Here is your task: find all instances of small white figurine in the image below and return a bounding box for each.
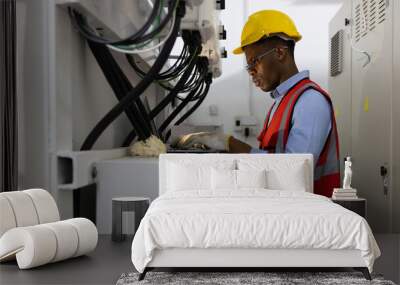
[343,156,353,189]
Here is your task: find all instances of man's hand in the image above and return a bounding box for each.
[173,132,254,153]
[172,132,231,151]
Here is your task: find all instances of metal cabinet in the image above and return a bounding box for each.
[329,0,397,232]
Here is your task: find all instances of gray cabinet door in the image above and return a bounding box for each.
[350,0,393,232]
[392,0,400,233]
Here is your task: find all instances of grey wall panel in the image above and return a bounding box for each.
[16,1,26,188]
[328,1,353,182]
[16,0,50,191]
[392,0,400,233]
[350,0,393,233]
[330,0,398,233]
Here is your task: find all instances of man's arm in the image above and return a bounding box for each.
[285,89,332,162]
[228,89,331,156]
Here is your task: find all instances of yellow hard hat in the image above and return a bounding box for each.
[233,10,302,55]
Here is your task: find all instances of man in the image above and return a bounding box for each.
[175,10,340,197]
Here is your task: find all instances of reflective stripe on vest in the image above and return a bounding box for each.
[315,123,340,180]
[258,78,313,151]
[257,78,340,196]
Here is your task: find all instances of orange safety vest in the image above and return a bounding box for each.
[257,78,340,197]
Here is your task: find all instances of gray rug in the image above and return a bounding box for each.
[116,271,397,285]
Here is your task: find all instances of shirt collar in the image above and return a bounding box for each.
[270,70,310,99]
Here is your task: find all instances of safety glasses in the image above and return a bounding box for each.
[245,46,288,72]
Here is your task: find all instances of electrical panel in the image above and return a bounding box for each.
[329,0,395,233]
[180,0,223,77]
[57,0,224,77]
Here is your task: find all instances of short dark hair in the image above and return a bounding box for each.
[254,36,295,58]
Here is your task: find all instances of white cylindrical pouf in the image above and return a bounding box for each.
[0,226,57,269]
[1,192,39,227]
[0,196,16,237]
[42,221,79,262]
[64,218,98,257]
[23,189,60,223]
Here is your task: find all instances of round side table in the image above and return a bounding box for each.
[112,197,150,242]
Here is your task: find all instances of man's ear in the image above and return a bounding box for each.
[274,47,287,62]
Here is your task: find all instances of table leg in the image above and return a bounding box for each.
[112,201,124,242]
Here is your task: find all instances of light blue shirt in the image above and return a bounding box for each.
[251,71,332,163]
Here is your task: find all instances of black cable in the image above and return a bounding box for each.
[108,50,154,137]
[147,31,203,119]
[164,129,173,142]
[174,72,212,125]
[123,60,202,146]
[152,41,190,77]
[122,129,137,147]
[68,0,162,46]
[80,3,184,151]
[135,97,156,136]
[157,45,189,78]
[129,0,179,44]
[178,52,209,95]
[126,30,202,89]
[122,34,201,146]
[86,41,150,140]
[100,42,152,138]
[148,49,200,120]
[158,67,206,134]
[163,31,203,92]
[127,40,190,82]
[164,73,212,142]
[153,48,189,80]
[174,57,207,101]
[70,0,179,46]
[178,69,207,101]
[155,56,207,140]
[178,62,202,92]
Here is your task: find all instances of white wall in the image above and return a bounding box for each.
[186,0,253,143]
[188,0,342,147]
[16,0,50,190]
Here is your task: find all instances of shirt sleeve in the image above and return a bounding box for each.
[250,147,268,154]
[285,89,332,164]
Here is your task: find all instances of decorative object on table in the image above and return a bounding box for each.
[343,156,353,189]
[332,188,358,199]
[0,189,98,269]
[112,197,150,242]
[332,156,358,200]
[332,198,366,218]
[116,271,394,285]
